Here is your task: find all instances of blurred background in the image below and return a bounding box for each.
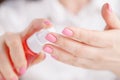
[0,0,120,80]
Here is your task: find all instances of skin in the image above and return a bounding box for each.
[44,3,120,76]
[0,0,89,79]
[59,0,90,14]
[0,19,51,80]
[0,0,119,80]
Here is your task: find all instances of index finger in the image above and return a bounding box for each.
[62,27,109,47]
[20,19,52,39]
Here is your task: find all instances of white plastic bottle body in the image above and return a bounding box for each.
[27,27,56,53]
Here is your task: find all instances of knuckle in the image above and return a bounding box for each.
[31,18,47,30]
[32,19,41,24]
[31,18,47,25]
[75,46,85,57]
[4,32,13,36]
[87,35,97,44]
[32,18,45,23]
[77,29,88,40]
[82,31,97,44]
[90,36,98,42]
[77,31,84,40]
[10,38,20,47]
[4,32,14,39]
[5,33,20,45]
[56,35,66,46]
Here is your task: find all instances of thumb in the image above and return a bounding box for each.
[102,3,120,29]
[20,19,52,39]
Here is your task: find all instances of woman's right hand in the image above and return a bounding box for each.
[0,19,51,80]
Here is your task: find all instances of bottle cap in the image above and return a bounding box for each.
[27,27,56,53]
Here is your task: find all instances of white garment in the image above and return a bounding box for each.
[0,0,119,80]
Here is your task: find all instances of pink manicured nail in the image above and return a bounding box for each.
[45,34,57,43]
[43,46,53,53]
[62,28,73,36]
[44,20,51,25]
[19,67,26,75]
[106,3,112,12]
[51,55,58,60]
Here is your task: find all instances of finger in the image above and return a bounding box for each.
[43,44,76,65]
[61,27,110,47]
[43,44,97,69]
[5,33,27,75]
[0,47,18,80]
[30,53,46,66]
[45,33,100,59]
[20,19,52,39]
[102,3,120,29]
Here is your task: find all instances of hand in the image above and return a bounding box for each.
[43,3,120,76]
[0,19,50,80]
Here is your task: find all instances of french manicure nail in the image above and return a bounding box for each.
[106,3,112,12]
[62,28,73,36]
[44,20,51,25]
[43,46,53,53]
[45,34,57,43]
[19,67,26,75]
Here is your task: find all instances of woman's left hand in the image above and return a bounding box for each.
[43,3,120,76]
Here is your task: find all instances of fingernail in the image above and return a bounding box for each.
[11,77,18,80]
[62,28,73,36]
[43,46,53,53]
[45,34,57,43]
[106,3,112,12]
[19,67,26,75]
[44,20,51,25]
[51,55,58,60]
